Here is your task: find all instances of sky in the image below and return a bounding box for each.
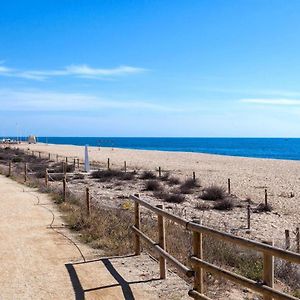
[1,0,300,137]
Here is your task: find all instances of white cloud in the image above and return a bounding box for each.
[240,98,300,106]
[0,88,182,112]
[0,63,146,80]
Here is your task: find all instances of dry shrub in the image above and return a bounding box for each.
[121,172,135,180]
[160,172,170,181]
[153,191,169,199]
[12,156,23,163]
[35,170,47,178]
[52,163,75,173]
[195,202,211,211]
[91,169,122,180]
[201,185,226,201]
[62,203,134,255]
[275,260,300,290]
[29,163,48,172]
[91,169,135,182]
[144,180,163,191]
[167,176,181,185]
[179,178,200,194]
[48,173,64,181]
[164,193,185,203]
[213,198,234,211]
[253,203,272,213]
[73,173,85,180]
[140,171,156,180]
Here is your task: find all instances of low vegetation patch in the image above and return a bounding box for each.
[140,171,156,180]
[201,185,226,201]
[213,198,234,211]
[160,172,170,181]
[195,202,211,211]
[91,169,133,182]
[164,193,185,203]
[144,180,163,191]
[253,202,272,213]
[12,156,23,163]
[48,173,65,181]
[167,176,181,185]
[153,191,169,199]
[179,178,200,194]
[72,173,85,180]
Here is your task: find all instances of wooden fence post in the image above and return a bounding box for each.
[192,219,204,294]
[158,166,161,177]
[124,161,127,173]
[77,158,80,169]
[63,177,66,202]
[107,158,110,170]
[157,204,166,279]
[8,161,11,177]
[32,151,34,156]
[24,163,28,182]
[134,194,141,255]
[56,154,58,162]
[247,204,251,230]
[296,227,300,253]
[73,158,76,169]
[45,168,48,187]
[38,152,41,159]
[265,189,268,206]
[65,157,68,164]
[263,240,274,300]
[228,178,231,194]
[193,172,196,182]
[86,187,90,216]
[48,153,51,161]
[285,230,290,250]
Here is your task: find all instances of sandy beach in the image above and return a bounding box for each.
[18,142,300,247]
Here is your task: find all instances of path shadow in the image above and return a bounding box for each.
[65,255,160,300]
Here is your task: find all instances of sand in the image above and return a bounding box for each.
[18,142,300,247]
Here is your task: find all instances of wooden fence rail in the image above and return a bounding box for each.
[130,194,300,300]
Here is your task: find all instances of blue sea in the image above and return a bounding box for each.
[25,137,300,161]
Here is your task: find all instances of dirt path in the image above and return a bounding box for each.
[0,175,190,299]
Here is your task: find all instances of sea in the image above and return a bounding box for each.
[19,137,300,161]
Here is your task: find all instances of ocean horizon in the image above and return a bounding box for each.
[6,137,300,161]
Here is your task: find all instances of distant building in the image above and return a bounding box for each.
[28,135,37,144]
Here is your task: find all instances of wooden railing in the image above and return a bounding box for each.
[130,194,300,300]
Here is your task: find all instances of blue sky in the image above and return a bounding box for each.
[1,0,300,137]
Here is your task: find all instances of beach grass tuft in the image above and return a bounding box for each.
[144,180,163,191]
[201,185,226,201]
[140,170,156,180]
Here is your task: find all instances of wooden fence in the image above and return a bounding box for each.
[130,194,300,300]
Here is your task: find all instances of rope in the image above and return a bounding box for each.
[26,166,35,173]
[47,172,57,182]
[22,188,86,262]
